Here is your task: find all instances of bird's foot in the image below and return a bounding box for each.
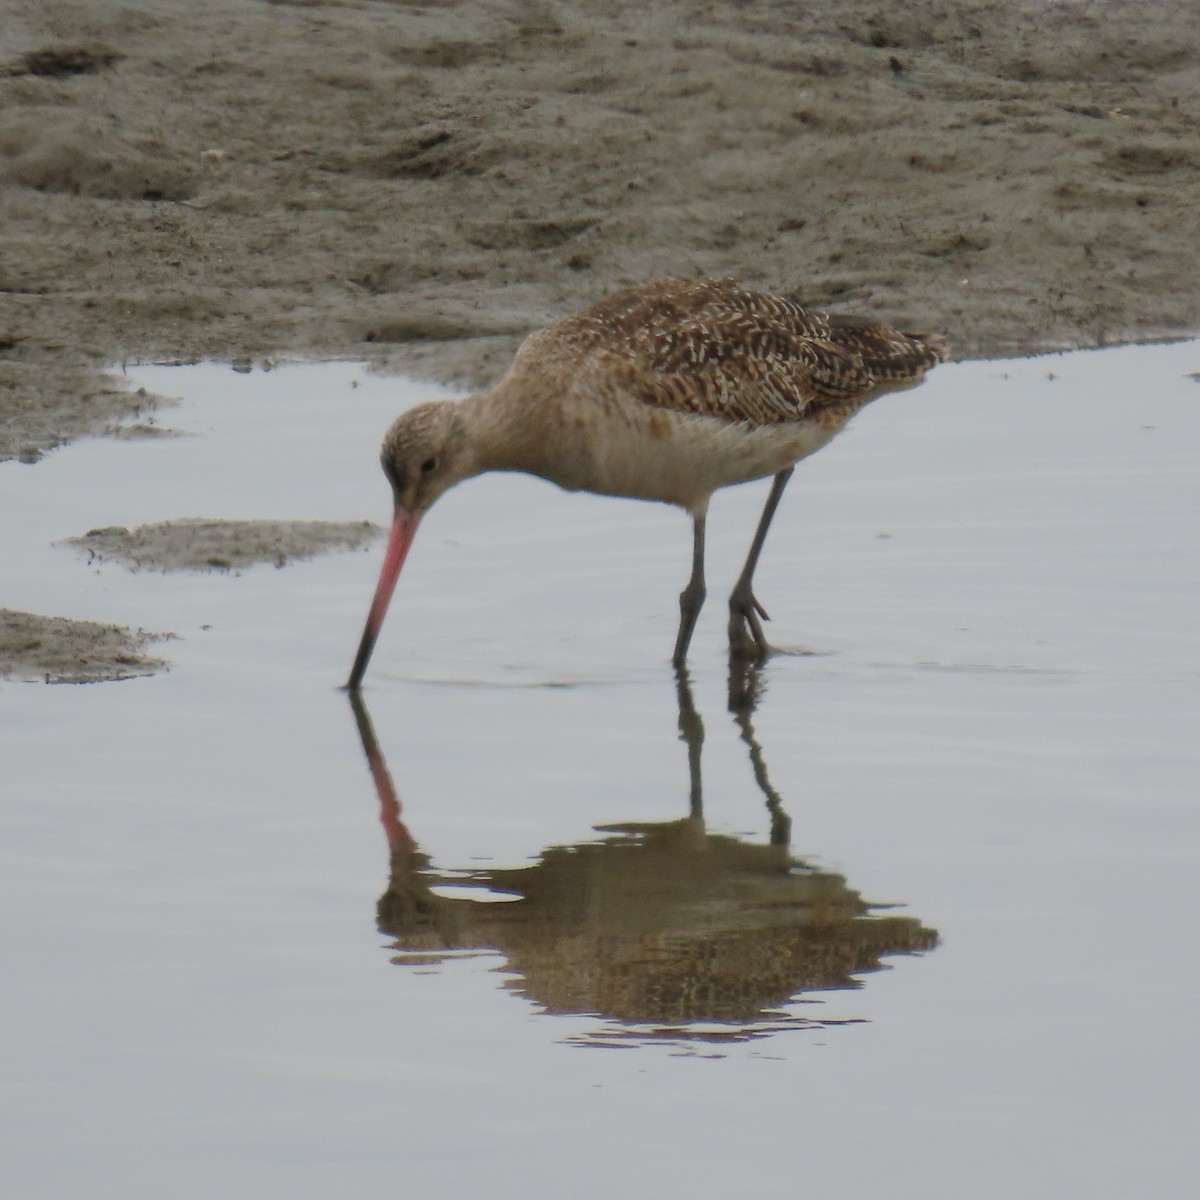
[672,576,708,667]
[728,591,771,662]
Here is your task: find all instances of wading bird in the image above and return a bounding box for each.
[346,277,944,688]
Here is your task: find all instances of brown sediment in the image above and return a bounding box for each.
[64,518,383,574]
[2,0,1198,466]
[0,608,167,684]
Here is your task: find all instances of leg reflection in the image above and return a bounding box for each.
[675,662,791,847]
[727,661,791,847]
[674,666,705,821]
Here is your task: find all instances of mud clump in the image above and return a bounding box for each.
[0,609,166,684]
[11,45,122,78]
[65,518,383,573]
[0,110,196,201]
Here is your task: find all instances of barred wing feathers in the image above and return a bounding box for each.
[530,277,946,429]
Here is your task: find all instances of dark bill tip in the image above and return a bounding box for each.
[344,506,421,690]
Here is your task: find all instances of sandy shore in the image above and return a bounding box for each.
[2,0,1198,677]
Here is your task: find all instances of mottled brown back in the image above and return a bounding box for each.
[516,277,946,428]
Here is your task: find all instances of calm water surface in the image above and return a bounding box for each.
[2,346,1198,1197]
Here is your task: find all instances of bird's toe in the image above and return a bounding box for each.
[728,594,771,662]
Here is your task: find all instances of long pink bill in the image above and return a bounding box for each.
[344,506,421,691]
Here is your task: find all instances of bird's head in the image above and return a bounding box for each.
[345,400,478,691]
[379,400,475,516]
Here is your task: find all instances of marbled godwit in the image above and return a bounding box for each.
[346,277,944,688]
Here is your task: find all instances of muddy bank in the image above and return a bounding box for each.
[2,0,1198,464]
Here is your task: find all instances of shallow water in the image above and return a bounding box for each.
[3,344,1199,1198]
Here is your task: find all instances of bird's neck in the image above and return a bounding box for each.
[456,384,568,482]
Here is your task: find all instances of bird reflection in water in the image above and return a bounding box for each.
[348,669,937,1050]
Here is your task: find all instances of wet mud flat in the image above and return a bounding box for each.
[2,0,1199,465]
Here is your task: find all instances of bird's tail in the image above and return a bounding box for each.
[824,313,948,383]
[905,329,949,367]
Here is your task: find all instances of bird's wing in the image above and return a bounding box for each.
[555,278,945,428]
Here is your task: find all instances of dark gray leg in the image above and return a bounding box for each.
[729,467,794,660]
[673,512,707,667]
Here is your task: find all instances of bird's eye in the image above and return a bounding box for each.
[420,457,437,474]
